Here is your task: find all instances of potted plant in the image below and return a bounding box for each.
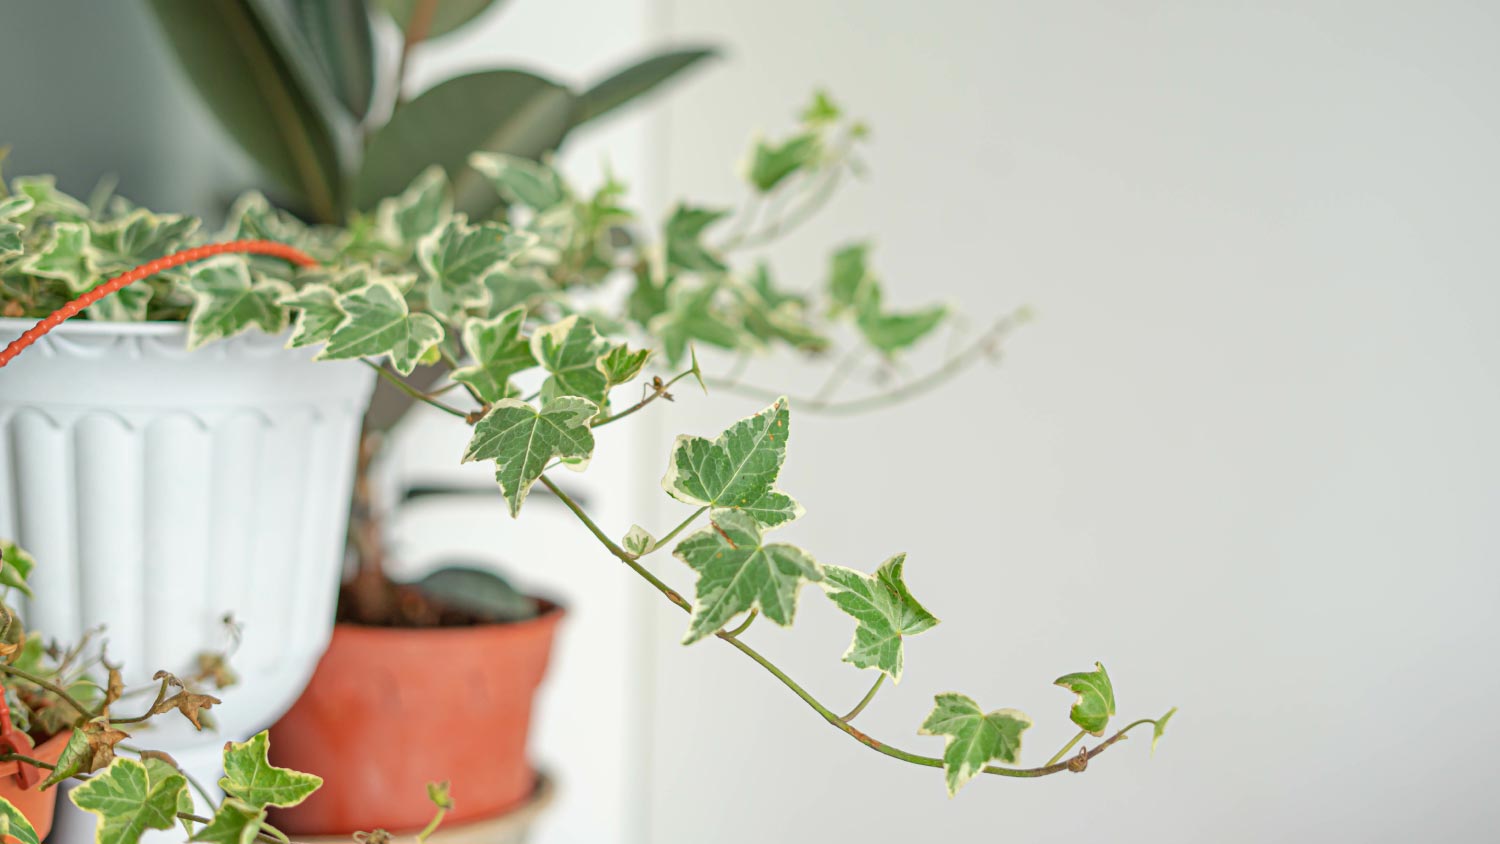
[4,86,1175,838]
[0,536,448,844]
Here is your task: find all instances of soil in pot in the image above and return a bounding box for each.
[268,566,563,836]
[0,729,72,843]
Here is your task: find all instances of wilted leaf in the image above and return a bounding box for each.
[151,691,222,731]
[821,554,939,682]
[919,693,1032,796]
[462,397,597,517]
[44,722,131,788]
[220,731,322,809]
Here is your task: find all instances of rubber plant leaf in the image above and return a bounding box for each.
[672,509,823,644]
[919,693,1033,796]
[219,731,322,809]
[69,758,187,844]
[250,0,376,119]
[144,0,346,222]
[356,69,576,218]
[376,0,507,40]
[821,554,940,682]
[573,46,719,126]
[462,396,598,517]
[661,397,802,527]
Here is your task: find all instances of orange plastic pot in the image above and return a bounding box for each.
[268,602,563,835]
[0,730,71,843]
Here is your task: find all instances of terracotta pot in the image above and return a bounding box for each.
[297,774,555,844]
[0,730,72,843]
[267,602,564,835]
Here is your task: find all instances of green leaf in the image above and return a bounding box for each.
[468,152,567,210]
[855,285,947,354]
[219,731,322,809]
[574,47,718,126]
[417,218,526,320]
[141,758,196,837]
[317,278,445,375]
[185,257,293,351]
[597,343,650,388]
[1152,706,1177,755]
[530,315,612,408]
[748,132,821,192]
[89,209,199,273]
[482,268,549,317]
[735,264,829,353]
[218,191,313,248]
[451,306,535,403]
[356,70,576,218]
[622,525,654,556]
[11,176,87,223]
[664,205,728,273]
[69,758,186,844]
[800,89,842,126]
[280,283,344,349]
[1054,662,1116,736]
[188,799,265,844]
[827,242,873,315]
[0,795,39,844]
[144,0,345,221]
[673,509,823,644]
[661,397,801,527]
[919,693,1033,796]
[649,280,746,366]
[24,222,96,293]
[376,0,505,40]
[821,554,939,682]
[462,397,598,517]
[375,165,453,248]
[0,540,35,598]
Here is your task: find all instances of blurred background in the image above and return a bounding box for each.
[5,1,1499,842]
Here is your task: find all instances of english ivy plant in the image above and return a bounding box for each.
[0,541,446,844]
[0,91,1174,798]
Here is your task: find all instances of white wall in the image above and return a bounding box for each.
[634,1,1500,842]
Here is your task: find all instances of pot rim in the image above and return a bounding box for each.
[331,597,566,641]
[0,728,72,785]
[0,316,187,338]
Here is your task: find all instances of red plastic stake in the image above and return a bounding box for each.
[0,700,39,789]
[0,239,319,369]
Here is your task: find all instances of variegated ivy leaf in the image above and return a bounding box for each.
[665,205,728,273]
[219,191,310,247]
[737,264,829,353]
[24,222,96,293]
[11,175,88,222]
[482,267,549,316]
[69,758,186,844]
[185,257,292,351]
[1152,706,1177,755]
[219,731,322,809]
[0,195,33,258]
[0,540,35,597]
[463,396,598,517]
[451,306,536,403]
[855,284,947,354]
[821,554,939,682]
[598,343,650,388]
[142,757,196,837]
[418,217,531,321]
[90,209,199,272]
[470,152,568,210]
[531,315,613,408]
[318,279,445,375]
[0,795,39,844]
[187,798,265,844]
[673,509,823,644]
[280,284,344,349]
[827,242,872,314]
[662,397,802,527]
[747,131,821,192]
[622,525,654,556]
[919,693,1033,797]
[376,165,453,249]
[650,279,747,366]
[1054,662,1116,736]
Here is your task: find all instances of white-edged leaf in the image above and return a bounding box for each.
[317,278,445,375]
[919,693,1032,797]
[821,554,938,682]
[451,305,536,403]
[185,256,292,350]
[661,397,800,526]
[462,397,597,516]
[672,509,822,644]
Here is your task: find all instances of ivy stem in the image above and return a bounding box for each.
[721,610,758,638]
[707,308,1029,415]
[179,814,283,844]
[0,752,54,770]
[536,474,1161,781]
[363,360,468,419]
[415,806,448,843]
[594,368,699,428]
[644,507,708,556]
[1045,729,1088,767]
[0,663,94,719]
[839,674,884,722]
[110,677,172,725]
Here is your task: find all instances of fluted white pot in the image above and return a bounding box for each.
[0,318,373,785]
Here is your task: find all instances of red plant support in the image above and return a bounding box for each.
[0,239,319,369]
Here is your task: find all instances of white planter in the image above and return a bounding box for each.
[0,318,373,775]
